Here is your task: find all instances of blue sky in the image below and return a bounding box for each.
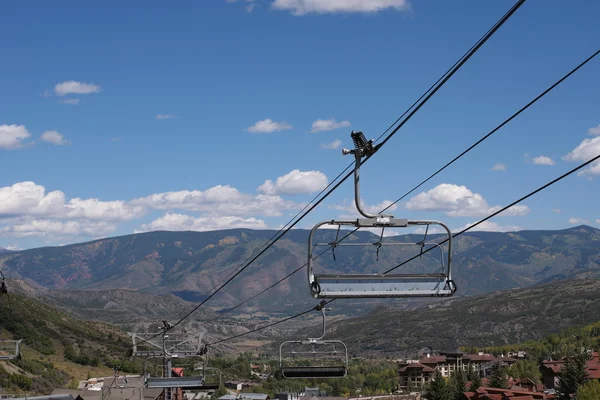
[0,0,599,250]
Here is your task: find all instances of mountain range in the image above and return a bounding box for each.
[1,225,599,316]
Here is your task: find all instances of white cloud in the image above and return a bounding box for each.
[552,208,562,214]
[156,114,176,120]
[0,218,116,238]
[532,155,555,166]
[406,183,530,218]
[65,198,144,221]
[562,136,600,176]
[492,163,506,171]
[272,0,410,15]
[455,221,522,233]
[596,219,600,225]
[0,181,143,221]
[131,185,301,217]
[587,124,600,136]
[310,119,351,133]
[41,130,69,146]
[0,124,32,150]
[568,217,589,225]
[54,81,100,96]
[110,137,121,142]
[258,169,328,196]
[59,98,80,105]
[136,213,267,233]
[247,118,292,133]
[320,139,342,150]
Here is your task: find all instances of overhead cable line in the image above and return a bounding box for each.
[379,48,600,214]
[207,300,335,346]
[106,0,527,379]
[164,0,526,331]
[175,163,354,320]
[205,151,600,346]
[201,39,599,325]
[383,151,600,274]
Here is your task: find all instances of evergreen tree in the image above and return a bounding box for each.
[423,369,450,400]
[489,362,507,389]
[557,351,590,400]
[468,374,482,392]
[449,369,466,400]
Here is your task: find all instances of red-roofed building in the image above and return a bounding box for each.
[541,351,600,389]
[397,362,436,387]
[398,349,518,388]
[463,386,557,399]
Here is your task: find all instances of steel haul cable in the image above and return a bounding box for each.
[201,47,600,325]
[165,0,527,332]
[105,0,526,380]
[206,151,600,345]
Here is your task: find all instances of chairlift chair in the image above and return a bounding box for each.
[279,303,348,379]
[191,348,222,390]
[307,131,457,299]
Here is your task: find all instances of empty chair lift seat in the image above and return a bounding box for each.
[281,365,347,378]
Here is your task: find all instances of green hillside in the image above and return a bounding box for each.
[0,290,139,395]
[289,279,600,357]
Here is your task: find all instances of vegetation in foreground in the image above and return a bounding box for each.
[0,292,144,394]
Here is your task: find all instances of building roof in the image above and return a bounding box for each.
[398,362,435,373]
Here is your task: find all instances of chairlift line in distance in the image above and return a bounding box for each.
[307,131,457,299]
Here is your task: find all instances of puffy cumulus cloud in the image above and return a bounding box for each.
[597,219,600,225]
[136,213,267,233]
[247,118,292,133]
[492,163,507,171]
[0,182,66,217]
[0,124,32,150]
[156,114,176,120]
[0,218,116,238]
[272,0,410,15]
[588,124,600,136]
[533,155,555,166]
[258,169,328,196]
[406,183,530,217]
[41,130,69,146]
[131,185,301,217]
[0,181,143,221]
[65,198,145,221]
[552,208,562,214]
[562,136,600,176]
[454,221,522,233]
[320,139,342,150]
[568,217,589,225]
[54,81,100,96]
[311,119,351,133]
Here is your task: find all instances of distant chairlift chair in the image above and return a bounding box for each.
[144,344,222,391]
[279,302,348,379]
[307,131,457,299]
